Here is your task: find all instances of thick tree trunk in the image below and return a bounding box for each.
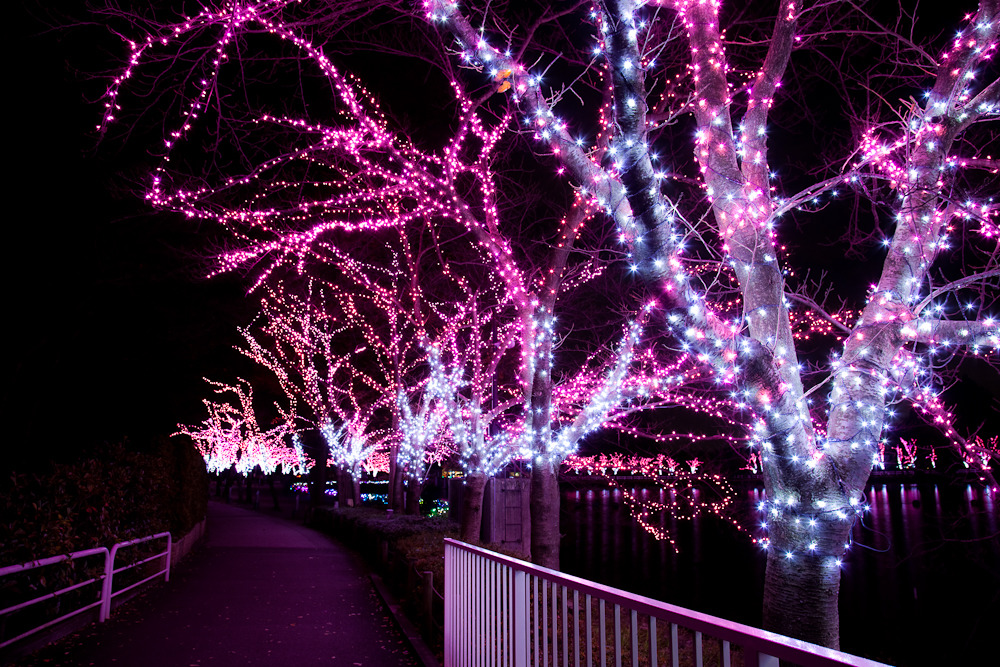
[529,464,560,569]
[460,473,488,543]
[337,467,360,507]
[762,514,850,649]
[405,476,423,515]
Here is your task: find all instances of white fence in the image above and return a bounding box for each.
[444,539,892,667]
[0,532,171,650]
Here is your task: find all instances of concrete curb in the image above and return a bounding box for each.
[169,517,207,566]
[370,573,441,667]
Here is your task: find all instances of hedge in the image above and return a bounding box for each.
[0,438,208,566]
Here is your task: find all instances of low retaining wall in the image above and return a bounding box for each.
[171,518,207,565]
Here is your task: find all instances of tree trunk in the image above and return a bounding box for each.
[338,467,359,507]
[243,473,254,504]
[308,462,326,508]
[268,474,281,510]
[529,464,560,569]
[460,473,488,543]
[405,476,423,515]
[762,513,850,649]
[306,432,328,511]
[759,406,863,650]
[389,443,404,511]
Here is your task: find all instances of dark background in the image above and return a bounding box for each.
[7,2,255,468]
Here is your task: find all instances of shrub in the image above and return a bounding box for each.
[0,439,208,567]
[153,437,209,536]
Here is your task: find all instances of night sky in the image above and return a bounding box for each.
[8,2,257,467]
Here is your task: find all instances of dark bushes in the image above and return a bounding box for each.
[312,506,456,655]
[312,507,456,569]
[0,438,208,566]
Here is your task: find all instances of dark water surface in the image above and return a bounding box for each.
[559,481,999,666]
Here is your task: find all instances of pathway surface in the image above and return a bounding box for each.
[18,502,419,666]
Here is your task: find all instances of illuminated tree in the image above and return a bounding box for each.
[423,299,522,542]
[321,412,389,507]
[238,279,356,507]
[101,0,999,649]
[239,260,426,509]
[395,367,451,513]
[176,379,299,476]
[313,240,442,511]
[239,232,507,513]
[420,0,999,648]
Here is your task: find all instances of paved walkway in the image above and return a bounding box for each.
[18,502,420,666]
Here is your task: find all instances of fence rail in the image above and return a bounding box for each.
[1,532,172,651]
[444,539,892,667]
[101,532,172,621]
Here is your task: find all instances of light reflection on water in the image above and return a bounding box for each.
[560,482,999,666]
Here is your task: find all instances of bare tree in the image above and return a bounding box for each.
[101,0,999,649]
[176,378,298,476]
[422,0,999,647]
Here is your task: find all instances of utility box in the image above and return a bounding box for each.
[447,476,531,556]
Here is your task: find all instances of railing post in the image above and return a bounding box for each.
[100,545,119,622]
[756,652,779,667]
[165,533,173,582]
[423,571,434,638]
[513,569,528,667]
[445,542,454,667]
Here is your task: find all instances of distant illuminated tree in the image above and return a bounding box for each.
[238,280,356,506]
[177,379,299,476]
[423,302,522,542]
[102,0,999,648]
[320,412,388,506]
[395,354,453,514]
[239,236,469,511]
[324,236,481,511]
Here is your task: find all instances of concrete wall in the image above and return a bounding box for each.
[170,517,207,566]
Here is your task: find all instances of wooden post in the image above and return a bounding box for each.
[423,571,435,637]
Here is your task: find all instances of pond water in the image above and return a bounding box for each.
[559,480,999,666]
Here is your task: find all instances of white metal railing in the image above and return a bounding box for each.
[101,532,172,621]
[0,532,171,649]
[444,539,892,667]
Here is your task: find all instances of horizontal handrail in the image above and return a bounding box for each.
[444,538,892,667]
[0,548,109,650]
[0,548,109,578]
